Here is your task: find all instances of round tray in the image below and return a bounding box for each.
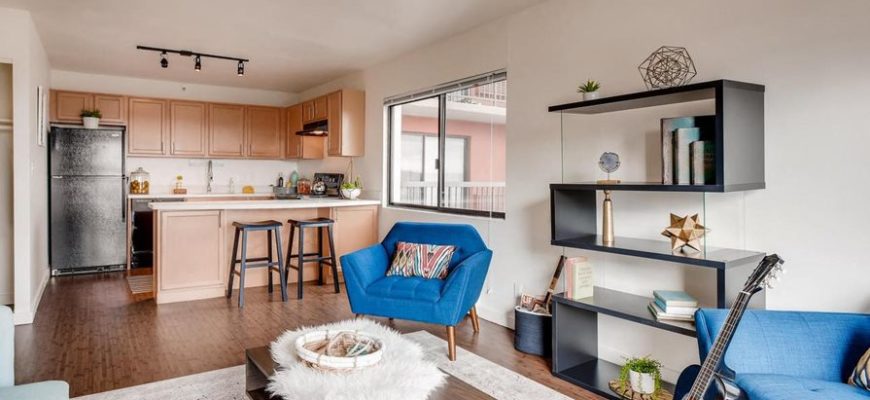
[294,330,384,370]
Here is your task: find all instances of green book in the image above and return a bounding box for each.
[673,128,700,184]
[660,117,697,184]
[690,141,715,185]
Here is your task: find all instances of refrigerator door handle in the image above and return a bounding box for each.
[122,176,128,223]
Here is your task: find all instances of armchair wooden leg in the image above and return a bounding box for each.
[469,306,480,333]
[446,326,456,361]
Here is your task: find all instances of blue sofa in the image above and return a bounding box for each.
[340,222,492,360]
[1,306,69,399]
[675,309,870,400]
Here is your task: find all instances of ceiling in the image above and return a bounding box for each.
[0,0,543,93]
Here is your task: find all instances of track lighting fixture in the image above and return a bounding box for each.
[137,45,248,76]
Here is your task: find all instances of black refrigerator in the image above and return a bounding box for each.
[49,126,126,275]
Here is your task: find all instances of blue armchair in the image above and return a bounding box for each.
[1,306,69,399]
[340,222,492,360]
[675,309,870,400]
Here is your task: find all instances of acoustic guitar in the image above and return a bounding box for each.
[674,254,785,400]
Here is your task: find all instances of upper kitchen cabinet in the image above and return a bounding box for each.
[286,103,324,160]
[301,95,329,123]
[208,103,246,158]
[327,90,365,157]
[169,101,208,157]
[128,97,168,156]
[51,90,126,125]
[93,94,127,124]
[245,106,283,159]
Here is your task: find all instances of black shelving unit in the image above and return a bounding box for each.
[548,80,766,399]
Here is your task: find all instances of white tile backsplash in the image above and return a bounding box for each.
[127,157,301,194]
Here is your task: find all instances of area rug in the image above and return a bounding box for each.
[74,327,571,400]
[268,318,445,400]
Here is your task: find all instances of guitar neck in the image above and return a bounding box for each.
[686,292,753,400]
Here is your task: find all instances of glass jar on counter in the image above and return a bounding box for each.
[129,167,150,194]
[296,178,312,195]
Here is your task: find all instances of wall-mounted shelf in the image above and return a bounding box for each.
[553,181,763,193]
[554,288,696,337]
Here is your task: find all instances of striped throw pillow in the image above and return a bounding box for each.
[387,242,455,279]
[849,346,870,391]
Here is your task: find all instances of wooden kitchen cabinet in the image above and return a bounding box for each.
[327,90,365,157]
[127,97,168,156]
[245,106,283,158]
[208,103,246,158]
[169,101,207,157]
[93,94,127,124]
[51,91,92,123]
[155,210,225,304]
[313,96,328,121]
[330,205,379,267]
[286,103,324,159]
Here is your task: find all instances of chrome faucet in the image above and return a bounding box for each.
[207,160,214,193]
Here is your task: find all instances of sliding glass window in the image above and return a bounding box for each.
[387,71,506,218]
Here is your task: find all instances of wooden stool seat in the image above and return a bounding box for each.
[285,218,340,299]
[226,220,287,307]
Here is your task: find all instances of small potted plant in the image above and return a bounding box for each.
[340,177,362,200]
[619,356,662,395]
[577,80,601,100]
[80,109,102,129]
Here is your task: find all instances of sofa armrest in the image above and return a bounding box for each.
[340,244,390,292]
[1,306,13,387]
[0,381,69,400]
[440,250,493,323]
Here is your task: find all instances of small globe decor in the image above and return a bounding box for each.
[295,330,384,371]
[598,152,621,184]
[638,46,697,90]
[597,152,621,245]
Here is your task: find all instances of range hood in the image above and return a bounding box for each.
[296,120,328,136]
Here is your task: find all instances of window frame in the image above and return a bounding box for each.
[385,71,506,219]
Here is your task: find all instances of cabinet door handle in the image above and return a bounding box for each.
[239,143,242,155]
[161,141,164,152]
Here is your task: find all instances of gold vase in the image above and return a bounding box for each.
[602,190,614,245]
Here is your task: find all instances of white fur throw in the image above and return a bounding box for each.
[268,319,446,400]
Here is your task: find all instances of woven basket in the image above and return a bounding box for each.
[295,330,384,371]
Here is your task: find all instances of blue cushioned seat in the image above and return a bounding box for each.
[675,309,870,400]
[341,222,493,360]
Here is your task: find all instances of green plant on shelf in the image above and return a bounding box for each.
[577,79,601,93]
[341,177,362,190]
[618,355,663,394]
[80,109,102,118]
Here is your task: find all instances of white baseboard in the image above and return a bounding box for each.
[13,268,49,325]
[475,303,516,330]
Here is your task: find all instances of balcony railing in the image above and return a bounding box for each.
[399,181,505,213]
[446,81,507,108]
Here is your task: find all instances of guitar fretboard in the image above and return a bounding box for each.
[686,292,751,399]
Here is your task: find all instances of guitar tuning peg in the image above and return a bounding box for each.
[772,273,780,281]
[766,281,776,289]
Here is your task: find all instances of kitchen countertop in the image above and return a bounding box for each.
[128,193,275,199]
[149,198,380,211]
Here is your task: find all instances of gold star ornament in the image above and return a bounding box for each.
[661,213,709,254]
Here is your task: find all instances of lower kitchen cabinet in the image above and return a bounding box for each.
[155,210,225,303]
[327,205,379,281]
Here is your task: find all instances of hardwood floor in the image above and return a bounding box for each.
[14,272,601,399]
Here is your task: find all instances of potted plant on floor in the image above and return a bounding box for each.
[81,109,102,129]
[340,177,362,200]
[619,356,662,395]
[577,80,601,100]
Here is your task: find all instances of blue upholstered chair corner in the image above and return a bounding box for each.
[675,308,870,400]
[340,222,492,360]
[1,306,70,400]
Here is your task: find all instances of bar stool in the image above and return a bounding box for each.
[226,220,287,307]
[284,217,339,299]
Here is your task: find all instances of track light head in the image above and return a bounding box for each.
[160,52,168,68]
[237,61,245,76]
[194,55,201,72]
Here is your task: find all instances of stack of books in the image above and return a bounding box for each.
[661,116,716,185]
[648,290,698,322]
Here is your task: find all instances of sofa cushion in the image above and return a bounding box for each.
[387,242,455,279]
[850,346,870,390]
[366,276,444,302]
[736,373,870,400]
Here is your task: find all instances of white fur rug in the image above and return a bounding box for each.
[268,318,446,400]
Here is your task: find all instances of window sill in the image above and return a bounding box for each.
[385,204,505,220]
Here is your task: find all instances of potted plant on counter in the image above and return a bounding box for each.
[619,356,663,396]
[81,109,102,129]
[340,177,362,200]
[577,80,601,100]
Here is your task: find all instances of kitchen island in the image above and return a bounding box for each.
[149,198,380,304]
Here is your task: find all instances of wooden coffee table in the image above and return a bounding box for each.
[245,346,493,399]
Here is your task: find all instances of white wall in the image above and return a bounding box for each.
[0,7,51,324]
[127,157,300,195]
[0,63,12,305]
[299,0,870,381]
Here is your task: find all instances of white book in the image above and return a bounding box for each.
[673,128,701,184]
[649,302,695,321]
